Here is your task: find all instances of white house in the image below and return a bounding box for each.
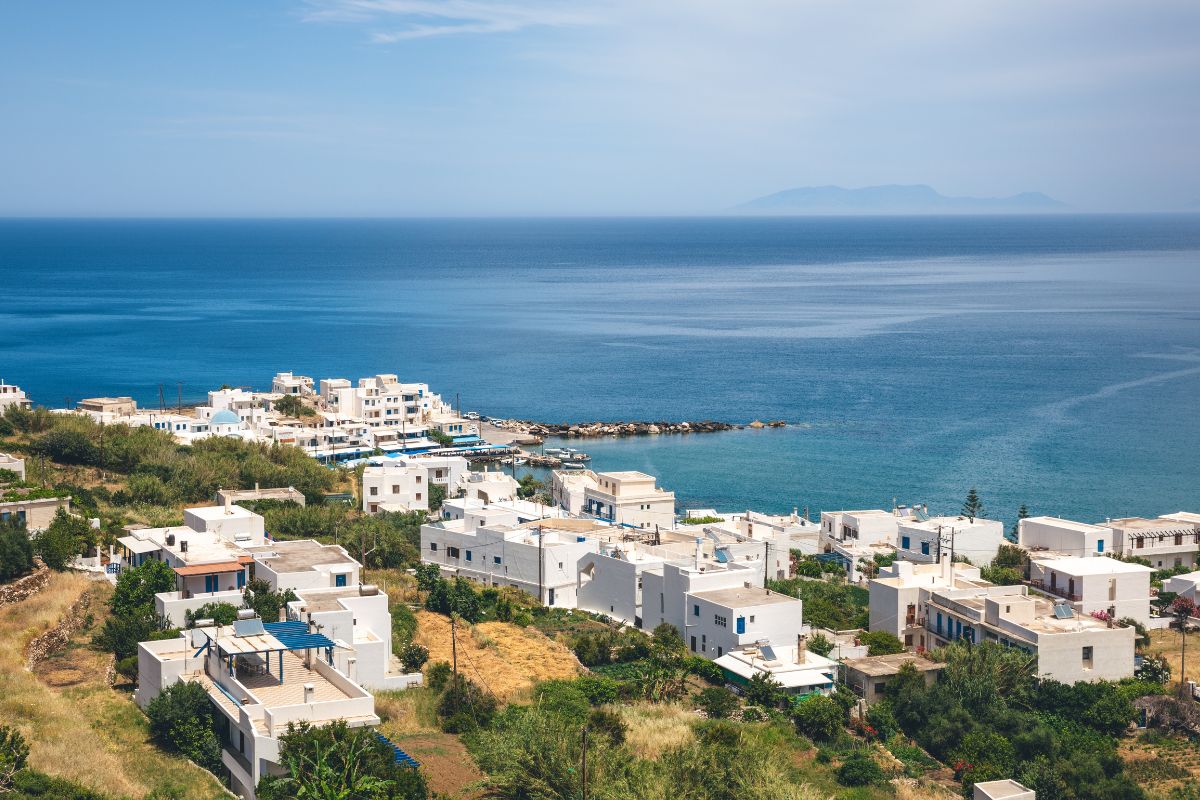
[1107,516,1199,570]
[820,508,918,548]
[362,455,470,514]
[286,584,422,692]
[550,470,598,516]
[421,514,605,608]
[582,471,676,530]
[896,516,1006,566]
[0,381,30,412]
[869,558,988,649]
[1027,555,1153,624]
[457,469,519,504]
[641,551,804,661]
[1018,516,1114,558]
[714,641,838,697]
[135,618,381,800]
[271,372,315,396]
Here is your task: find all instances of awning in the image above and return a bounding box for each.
[174,561,246,576]
[118,536,160,555]
[265,621,337,651]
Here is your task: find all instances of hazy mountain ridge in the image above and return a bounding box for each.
[737,184,1066,214]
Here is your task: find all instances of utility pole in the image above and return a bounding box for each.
[538,526,544,605]
[451,614,458,678]
[580,725,589,800]
[763,540,771,588]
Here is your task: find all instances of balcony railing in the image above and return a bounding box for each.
[1029,580,1082,602]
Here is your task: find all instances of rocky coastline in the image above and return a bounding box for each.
[508,419,786,438]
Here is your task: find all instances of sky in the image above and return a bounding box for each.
[0,1,1197,216]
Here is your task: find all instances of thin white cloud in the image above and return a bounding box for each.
[304,0,597,40]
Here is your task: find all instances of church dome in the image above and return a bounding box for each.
[210,409,241,426]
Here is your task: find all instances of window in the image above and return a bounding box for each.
[901,536,910,550]
[465,550,473,562]
[391,485,400,493]
[1176,533,1183,546]
[369,486,378,496]
[494,556,502,565]
[717,646,723,657]
[874,682,887,695]
[416,475,423,484]
[416,493,422,501]
[690,636,697,652]
[430,542,438,551]
[749,615,755,623]
[335,573,347,587]
[1082,646,1094,667]
[701,634,706,651]
[921,541,930,556]
[1136,538,1145,549]
[714,614,727,628]
[447,546,460,559]
[693,604,700,616]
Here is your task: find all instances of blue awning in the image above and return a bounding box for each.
[264,620,337,651]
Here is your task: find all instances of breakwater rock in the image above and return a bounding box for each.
[517,420,739,438]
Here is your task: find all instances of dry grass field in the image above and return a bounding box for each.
[0,572,228,799]
[614,702,697,758]
[412,609,581,701]
[375,689,486,797]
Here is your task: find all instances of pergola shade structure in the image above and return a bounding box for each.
[198,620,338,686]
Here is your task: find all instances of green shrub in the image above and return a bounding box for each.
[860,630,904,656]
[684,654,724,684]
[807,632,834,657]
[574,675,621,705]
[696,686,739,719]
[425,661,452,692]
[836,750,884,786]
[534,680,590,720]
[792,695,844,742]
[114,655,139,683]
[399,642,429,673]
[0,518,35,581]
[146,681,221,773]
[0,726,30,791]
[436,675,496,733]
[185,602,239,627]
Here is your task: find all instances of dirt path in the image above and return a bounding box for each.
[0,572,228,799]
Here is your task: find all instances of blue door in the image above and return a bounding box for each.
[205,575,217,593]
[736,617,746,634]
[335,573,347,588]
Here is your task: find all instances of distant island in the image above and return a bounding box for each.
[736,183,1066,214]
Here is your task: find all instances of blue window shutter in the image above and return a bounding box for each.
[902,536,910,549]
[1097,540,1104,553]
[335,573,347,587]
[693,604,699,616]
[237,570,246,589]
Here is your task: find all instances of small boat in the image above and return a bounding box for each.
[562,462,586,470]
[568,452,591,462]
[512,458,527,466]
[543,448,568,457]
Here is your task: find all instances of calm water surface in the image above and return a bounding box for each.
[2,216,1199,523]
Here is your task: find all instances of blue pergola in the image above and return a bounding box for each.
[201,620,337,686]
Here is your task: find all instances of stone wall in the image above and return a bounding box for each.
[24,588,92,671]
[0,562,50,607]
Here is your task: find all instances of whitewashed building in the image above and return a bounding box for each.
[1108,516,1200,570]
[1018,516,1114,558]
[582,471,676,530]
[1027,555,1153,624]
[0,381,30,412]
[896,515,1006,566]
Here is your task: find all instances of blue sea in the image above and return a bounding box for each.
[2,216,1200,525]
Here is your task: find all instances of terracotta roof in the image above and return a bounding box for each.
[173,561,246,576]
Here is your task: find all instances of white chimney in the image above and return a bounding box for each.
[347,657,357,681]
[303,683,315,703]
[224,494,232,515]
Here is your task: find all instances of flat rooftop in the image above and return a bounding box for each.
[842,652,945,677]
[1030,555,1152,575]
[1160,512,1200,525]
[598,470,656,481]
[1023,515,1110,533]
[294,586,370,613]
[692,586,799,608]
[1108,517,1193,532]
[247,540,359,573]
[186,504,259,522]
